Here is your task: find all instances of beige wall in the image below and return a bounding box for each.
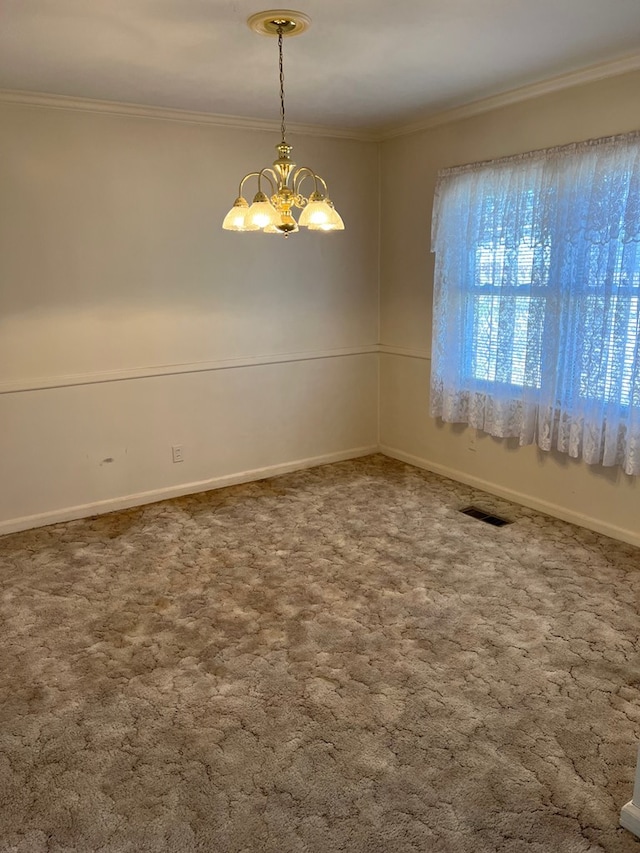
[0,103,379,531]
[379,70,640,546]
[3,71,640,542]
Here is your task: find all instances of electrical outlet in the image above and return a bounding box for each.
[172,445,184,463]
[467,429,477,452]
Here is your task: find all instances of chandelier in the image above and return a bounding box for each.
[222,10,345,237]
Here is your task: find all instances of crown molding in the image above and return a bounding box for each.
[378,52,640,140]
[2,50,639,143]
[0,89,378,142]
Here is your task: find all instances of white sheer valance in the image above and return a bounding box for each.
[430,131,640,474]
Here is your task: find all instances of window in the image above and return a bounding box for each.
[470,188,546,390]
[430,132,640,474]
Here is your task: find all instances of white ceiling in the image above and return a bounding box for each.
[1,0,640,133]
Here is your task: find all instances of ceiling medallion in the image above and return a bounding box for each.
[222,9,345,237]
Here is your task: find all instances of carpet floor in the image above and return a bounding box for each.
[0,454,638,853]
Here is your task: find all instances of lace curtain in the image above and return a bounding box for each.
[430,131,640,474]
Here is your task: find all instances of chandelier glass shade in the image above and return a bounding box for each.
[222,11,345,237]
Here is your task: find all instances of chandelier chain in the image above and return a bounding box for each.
[278,27,286,143]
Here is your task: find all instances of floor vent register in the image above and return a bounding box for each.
[459,506,513,527]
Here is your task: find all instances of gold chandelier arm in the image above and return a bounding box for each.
[313,174,329,195]
[238,171,261,197]
[238,169,277,198]
[292,167,318,196]
[260,168,279,192]
[292,167,330,199]
[257,168,277,195]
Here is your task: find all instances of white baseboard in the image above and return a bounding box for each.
[0,445,378,536]
[379,445,640,548]
[621,801,640,839]
[6,442,638,548]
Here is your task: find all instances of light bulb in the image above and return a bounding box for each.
[222,197,260,231]
[299,198,333,228]
[308,202,345,231]
[247,191,279,229]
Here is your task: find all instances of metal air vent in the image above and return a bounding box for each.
[459,506,513,527]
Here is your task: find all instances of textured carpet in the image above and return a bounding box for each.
[0,454,638,853]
